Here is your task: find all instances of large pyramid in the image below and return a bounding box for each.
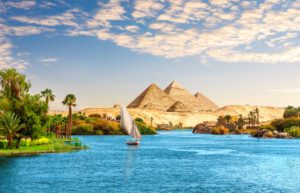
[164,81,202,112]
[127,83,176,111]
[195,92,219,111]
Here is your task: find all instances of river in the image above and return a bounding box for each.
[1,129,300,192]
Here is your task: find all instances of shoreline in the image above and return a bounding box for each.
[0,141,88,157]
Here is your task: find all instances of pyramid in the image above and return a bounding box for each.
[167,101,189,112]
[127,83,176,111]
[164,81,201,112]
[195,92,219,111]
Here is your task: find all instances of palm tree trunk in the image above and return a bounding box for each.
[65,124,67,138]
[68,106,72,139]
[7,134,13,149]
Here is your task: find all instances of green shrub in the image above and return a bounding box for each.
[284,126,300,138]
[20,138,31,147]
[260,124,276,131]
[0,140,8,149]
[72,124,94,135]
[136,122,156,135]
[211,127,229,135]
[135,118,144,123]
[31,137,50,146]
[271,118,300,132]
[94,130,103,135]
[93,119,123,135]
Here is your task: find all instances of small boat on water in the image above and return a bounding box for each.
[120,106,142,145]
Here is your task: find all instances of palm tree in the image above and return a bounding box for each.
[249,111,254,127]
[224,115,232,124]
[217,116,226,126]
[255,108,260,126]
[0,112,25,149]
[62,94,77,139]
[237,114,245,129]
[0,68,31,99]
[41,89,55,107]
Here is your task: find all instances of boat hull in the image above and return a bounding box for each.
[126,141,140,145]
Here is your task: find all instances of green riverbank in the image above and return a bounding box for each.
[0,139,88,156]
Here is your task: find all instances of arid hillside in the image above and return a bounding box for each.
[50,105,284,128]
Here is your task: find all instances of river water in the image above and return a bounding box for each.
[1,129,300,193]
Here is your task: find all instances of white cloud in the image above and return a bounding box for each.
[40,57,59,63]
[4,0,300,66]
[0,24,54,36]
[124,25,139,33]
[11,9,81,27]
[132,0,164,19]
[6,0,36,10]
[0,36,28,70]
[87,0,125,27]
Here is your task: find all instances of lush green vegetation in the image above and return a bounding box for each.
[0,137,88,156]
[251,106,300,138]
[283,106,300,119]
[211,127,229,135]
[284,126,300,138]
[0,68,86,155]
[71,114,156,135]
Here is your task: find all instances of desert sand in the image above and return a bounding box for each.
[50,105,284,127]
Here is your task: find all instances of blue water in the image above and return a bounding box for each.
[1,130,300,193]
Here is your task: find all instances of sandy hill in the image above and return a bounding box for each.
[214,105,284,121]
[49,105,284,128]
[127,83,176,111]
[195,92,219,111]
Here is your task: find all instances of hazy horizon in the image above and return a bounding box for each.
[1,0,300,110]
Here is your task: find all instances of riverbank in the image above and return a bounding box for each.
[0,138,88,156]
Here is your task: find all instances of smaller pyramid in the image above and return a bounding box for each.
[167,101,189,112]
[127,83,176,111]
[195,92,219,111]
[165,81,201,112]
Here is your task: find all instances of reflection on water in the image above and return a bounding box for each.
[124,145,139,179]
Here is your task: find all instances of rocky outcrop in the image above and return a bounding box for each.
[251,129,292,139]
[193,121,216,134]
[192,123,211,134]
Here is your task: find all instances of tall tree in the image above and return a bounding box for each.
[0,68,31,100]
[237,114,245,129]
[255,108,260,126]
[62,94,77,138]
[224,115,232,124]
[0,112,25,149]
[41,89,55,107]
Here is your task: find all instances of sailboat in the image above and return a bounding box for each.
[120,106,142,145]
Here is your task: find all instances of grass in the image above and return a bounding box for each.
[0,138,88,156]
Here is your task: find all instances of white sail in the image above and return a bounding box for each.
[131,121,141,140]
[120,106,141,140]
[120,106,133,135]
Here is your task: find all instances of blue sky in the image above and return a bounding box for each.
[1,0,300,110]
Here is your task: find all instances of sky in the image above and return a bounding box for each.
[1,0,300,110]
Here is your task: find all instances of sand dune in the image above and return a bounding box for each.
[49,105,284,128]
